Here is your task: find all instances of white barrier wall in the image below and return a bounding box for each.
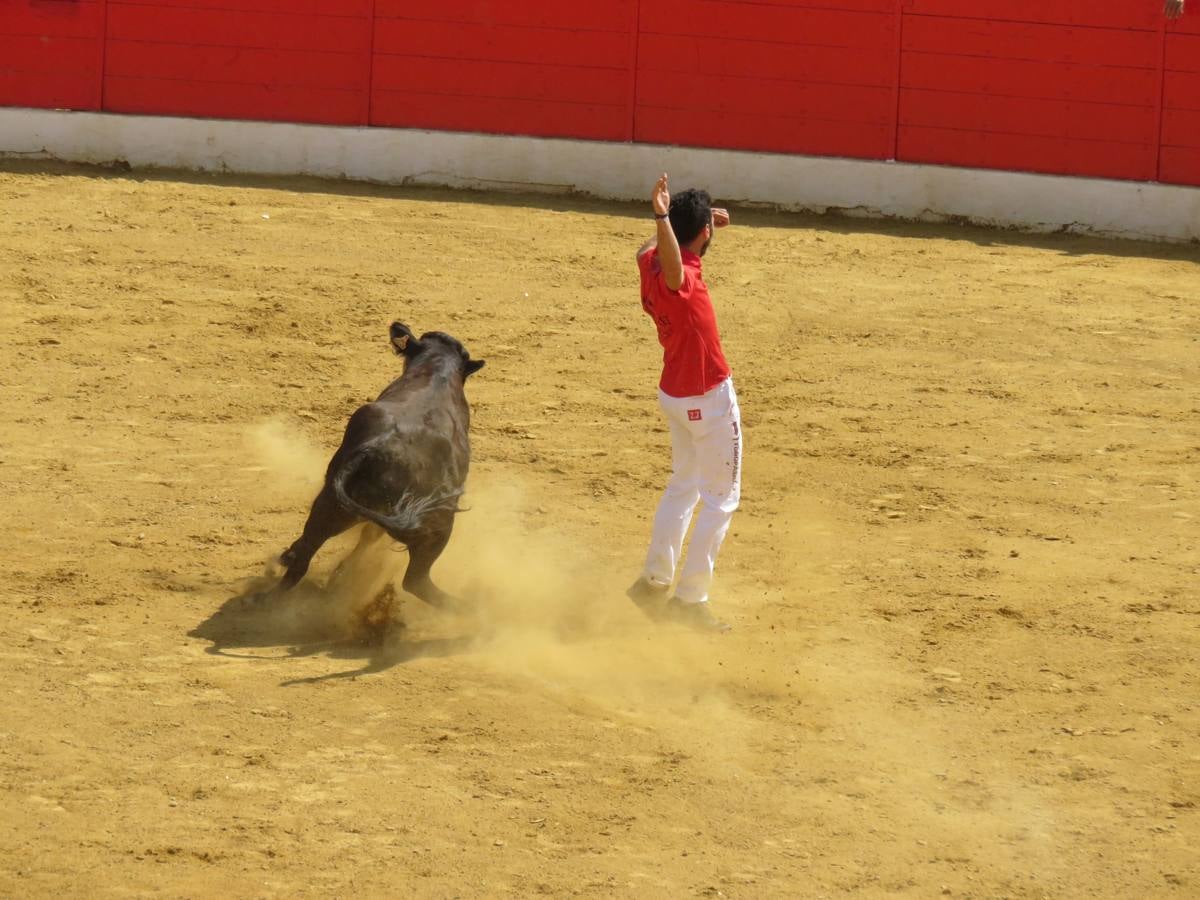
[3,107,1199,244]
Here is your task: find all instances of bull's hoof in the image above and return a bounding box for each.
[237,589,276,610]
[402,580,465,614]
[263,553,290,580]
[442,594,476,615]
[420,591,475,617]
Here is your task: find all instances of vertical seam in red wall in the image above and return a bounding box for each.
[1153,12,1170,183]
[628,0,642,143]
[98,0,110,111]
[890,0,905,162]
[365,0,377,126]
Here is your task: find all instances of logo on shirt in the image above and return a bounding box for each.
[687,409,702,422]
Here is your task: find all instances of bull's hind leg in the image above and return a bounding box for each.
[276,487,359,593]
[401,529,457,610]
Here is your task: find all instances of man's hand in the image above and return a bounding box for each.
[652,173,671,217]
[1166,0,1185,19]
[712,208,730,229]
[650,173,684,290]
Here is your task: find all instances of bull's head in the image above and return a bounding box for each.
[390,321,485,378]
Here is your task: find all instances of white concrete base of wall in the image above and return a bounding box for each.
[3,107,1198,243]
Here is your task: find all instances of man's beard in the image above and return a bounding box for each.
[699,236,711,257]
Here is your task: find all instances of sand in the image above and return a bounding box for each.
[0,160,1197,898]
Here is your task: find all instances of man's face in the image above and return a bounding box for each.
[698,215,714,257]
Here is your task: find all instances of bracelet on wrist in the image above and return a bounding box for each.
[654,212,669,219]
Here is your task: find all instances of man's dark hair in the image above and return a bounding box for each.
[668,188,712,245]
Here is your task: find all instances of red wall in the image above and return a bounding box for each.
[1162,11,1200,186]
[370,0,637,142]
[2,1,1198,186]
[899,2,1163,181]
[635,0,899,159]
[1,0,105,111]
[103,0,372,125]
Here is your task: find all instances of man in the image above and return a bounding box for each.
[1166,0,1185,17]
[626,173,741,634]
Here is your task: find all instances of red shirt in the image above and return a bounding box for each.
[638,247,732,398]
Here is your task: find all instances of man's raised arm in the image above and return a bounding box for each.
[650,173,684,290]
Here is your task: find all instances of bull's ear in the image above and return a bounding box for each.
[464,359,486,377]
[390,321,416,355]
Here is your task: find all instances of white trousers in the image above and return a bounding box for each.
[643,377,742,604]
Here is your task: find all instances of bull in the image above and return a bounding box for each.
[268,321,484,611]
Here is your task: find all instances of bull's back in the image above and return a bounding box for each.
[375,377,471,461]
[330,388,470,512]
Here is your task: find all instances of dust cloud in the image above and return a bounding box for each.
[433,476,759,763]
[245,419,326,503]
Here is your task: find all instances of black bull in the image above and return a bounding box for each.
[269,322,484,608]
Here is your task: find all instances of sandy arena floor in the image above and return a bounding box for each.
[0,160,1197,898]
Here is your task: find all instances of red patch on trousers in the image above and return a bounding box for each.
[687,409,702,422]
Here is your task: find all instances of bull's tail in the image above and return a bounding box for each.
[331,433,464,536]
